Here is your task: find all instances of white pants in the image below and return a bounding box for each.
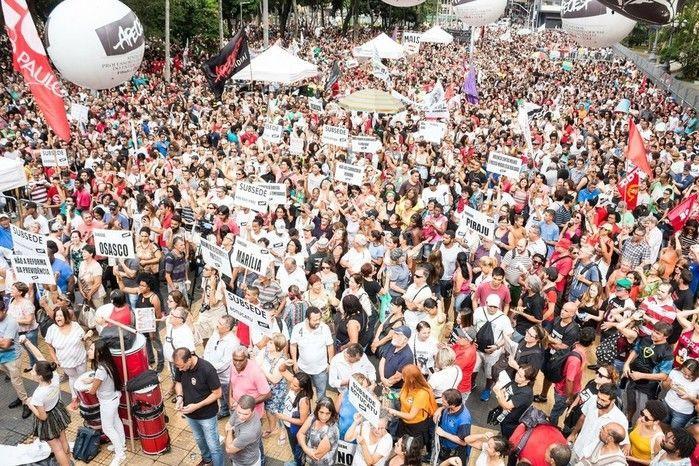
[100,394,125,457]
[64,363,86,399]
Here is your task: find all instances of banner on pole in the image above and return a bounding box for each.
[232,237,274,276]
[11,225,48,255]
[322,125,349,148]
[93,229,135,258]
[40,149,69,167]
[200,238,233,278]
[234,182,268,213]
[334,162,365,186]
[486,152,523,180]
[225,290,271,335]
[11,254,55,285]
[348,378,381,428]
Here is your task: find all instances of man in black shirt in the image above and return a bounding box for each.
[671,268,695,343]
[174,347,224,466]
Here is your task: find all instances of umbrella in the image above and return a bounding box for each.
[530,51,547,60]
[338,88,405,114]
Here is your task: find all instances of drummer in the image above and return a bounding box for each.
[81,339,127,466]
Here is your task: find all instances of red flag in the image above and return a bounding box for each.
[618,168,640,210]
[667,194,698,232]
[626,118,652,179]
[2,0,70,141]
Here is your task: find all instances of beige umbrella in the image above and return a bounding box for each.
[338,88,405,114]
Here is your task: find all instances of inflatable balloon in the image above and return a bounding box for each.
[562,0,636,48]
[46,0,145,90]
[596,0,685,25]
[453,0,507,27]
[380,0,426,6]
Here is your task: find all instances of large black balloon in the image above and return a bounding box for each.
[596,0,685,24]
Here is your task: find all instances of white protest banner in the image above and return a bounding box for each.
[309,97,324,112]
[402,32,421,54]
[418,121,446,144]
[134,307,156,333]
[93,229,135,259]
[200,238,233,278]
[322,125,349,149]
[289,134,304,155]
[348,378,381,428]
[262,123,283,144]
[458,205,496,239]
[11,225,48,255]
[225,290,271,336]
[391,90,418,106]
[334,162,365,186]
[261,183,287,208]
[11,254,55,285]
[70,103,89,124]
[335,440,357,466]
[486,152,523,180]
[232,237,274,275]
[40,149,69,167]
[351,136,382,154]
[234,182,268,213]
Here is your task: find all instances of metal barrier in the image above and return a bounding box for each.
[612,43,699,111]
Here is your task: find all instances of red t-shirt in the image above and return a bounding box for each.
[237,322,250,347]
[108,305,132,327]
[691,444,699,466]
[509,424,567,466]
[452,343,477,393]
[554,345,586,396]
[548,252,573,294]
[674,330,699,368]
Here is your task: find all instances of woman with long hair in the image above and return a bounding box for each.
[461,432,510,466]
[506,324,548,375]
[276,367,313,462]
[84,339,126,465]
[452,251,473,314]
[256,333,288,440]
[388,435,424,466]
[45,307,87,411]
[386,364,438,451]
[492,364,536,439]
[409,321,439,376]
[576,282,606,328]
[661,359,699,428]
[20,337,72,466]
[297,397,340,466]
[335,295,370,352]
[8,282,38,372]
[370,296,407,358]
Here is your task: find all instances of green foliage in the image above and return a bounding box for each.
[659,0,699,81]
[622,23,652,49]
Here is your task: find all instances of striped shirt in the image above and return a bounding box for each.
[45,322,86,369]
[639,296,677,337]
[502,249,532,286]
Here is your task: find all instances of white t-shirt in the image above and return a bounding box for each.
[428,366,463,402]
[290,322,333,375]
[45,322,86,369]
[94,365,119,401]
[351,422,393,466]
[31,373,60,411]
[665,369,699,415]
[409,334,438,374]
[164,323,196,362]
[439,243,464,281]
[473,308,514,345]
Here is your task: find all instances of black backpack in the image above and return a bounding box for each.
[543,349,582,383]
[72,426,101,462]
[476,312,503,350]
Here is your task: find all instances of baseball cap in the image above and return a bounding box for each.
[394,326,411,339]
[616,278,632,290]
[556,238,572,249]
[485,294,501,307]
[0,213,9,220]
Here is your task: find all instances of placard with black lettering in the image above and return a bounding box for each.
[11,253,55,285]
[234,182,268,213]
[486,152,523,180]
[224,290,271,335]
[348,377,381,428]
[93,229,136,259]
[322,124,349,148]
[334,162,365,187]
[200,238,233,278]
[232,237,274,276]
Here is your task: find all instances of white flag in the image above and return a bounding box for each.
[371,46,391,86]
[518,102,541,158]
[131,121,139,151]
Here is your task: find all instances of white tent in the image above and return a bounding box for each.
[0,157,27,192]
[419,26,454,44]
[352,33,405,60]
[231,44,319,84]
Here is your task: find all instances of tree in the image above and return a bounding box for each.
[659,0,699,81]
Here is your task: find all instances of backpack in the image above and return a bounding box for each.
[543,348,582,383]
[475,312,503,350]
[72,426,101,462]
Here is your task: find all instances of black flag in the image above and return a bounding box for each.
[324,60,341,92]
[202,29,251,99]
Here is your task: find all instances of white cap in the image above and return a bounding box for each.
[485,294,501,307]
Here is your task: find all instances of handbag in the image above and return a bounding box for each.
[76,303,97,330]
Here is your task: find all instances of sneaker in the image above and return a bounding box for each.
[480,388,491,402]
[217,411,230,420]
[196,460,213,466]
[8,398,21,409]
[107,445,115,452]
[109,453,126,466]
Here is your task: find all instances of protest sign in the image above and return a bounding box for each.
[418,121,445,144]
[335,440,357,466]
[134,307,156,333]
[200,238,233,278]
[234,182,268,213]
[345,59,359,69]
[225,290,271,335]
[334,162,365,186]
[486,152,523,180]
[402,32,421,54]
[322,125,349,148]
[11,254,55,285]
[261,183,287,208]
[232,237,274,275]
[40,149,69,167]
[351,136,382,154]
[11,225,48,255]
[93,229,135,259]
[348,378,381,428]
[70,103,89,124]
[289,134,304,155]
[309,97,324,112]
[262,123,283,144]
[457,206,496,239]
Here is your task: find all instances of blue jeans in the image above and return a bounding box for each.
[186,415,223,466]
[22,329,39,367]
[310,369,328,399]
[665,405,694,429]
[219,384,229,416]
[550,392,569,426]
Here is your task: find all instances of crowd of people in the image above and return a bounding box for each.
[0,14,699,466]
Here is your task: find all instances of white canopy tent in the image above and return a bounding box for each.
[352,33,405,60]
[0,157,27,192]
[419,26,454,44]
[231,44,319,84]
